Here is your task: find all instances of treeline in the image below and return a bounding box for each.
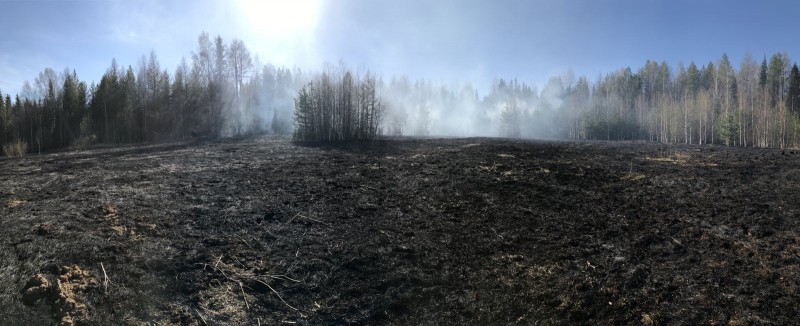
[0,69,90,155]
[0,32,299,156]
[571,53,800,147]
[4,41,800,154]
[377,51,800,148]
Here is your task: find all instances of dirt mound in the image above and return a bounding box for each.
[21,273,51,305]
[21,265,99,326]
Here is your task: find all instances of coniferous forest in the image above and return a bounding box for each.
[2,32,800,155]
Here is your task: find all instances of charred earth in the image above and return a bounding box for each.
[1,136,799,325]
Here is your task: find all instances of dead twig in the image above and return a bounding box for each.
[194,309,208,326]
[491,228,505,240]
[255,279,299,311]
[213,254,224,270]
[210,255,302,313]
[266,274,302,283]
[237,235,253,248]
[231,255,247,269]
[239,281,250,310]
[100,262,110,293]
[298,214,331,227]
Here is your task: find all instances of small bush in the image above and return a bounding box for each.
[3,140,28,157]
[70,134,97,151]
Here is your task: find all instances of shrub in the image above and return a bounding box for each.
[70,134,97,151]
[3,140,28,157]
[71,114,97,150]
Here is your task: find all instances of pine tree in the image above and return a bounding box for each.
[788,64,800,114]
[62,71,81,145]
[7,95,14,142]
[0,89,4,147]
[500,100,521,137]
[767,53,787,107]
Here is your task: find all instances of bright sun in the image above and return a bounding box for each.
[237,0,321,38]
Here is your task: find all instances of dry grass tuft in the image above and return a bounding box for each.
[6,198,26,208]
[622,173,646,181]
[641,313,656,325]
[102,203,118,218]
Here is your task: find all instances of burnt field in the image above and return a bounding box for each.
[1,136,799,325]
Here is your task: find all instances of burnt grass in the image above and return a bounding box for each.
[1,136,800,325]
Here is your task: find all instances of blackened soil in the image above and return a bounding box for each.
[1,136,799,325]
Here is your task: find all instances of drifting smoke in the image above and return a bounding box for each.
[207,44,579,141]
[378,74,574,139]
[220,64,300,137]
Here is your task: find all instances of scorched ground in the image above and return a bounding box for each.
[1,136,799,325]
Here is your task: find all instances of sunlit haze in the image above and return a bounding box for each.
[2,0,800,96]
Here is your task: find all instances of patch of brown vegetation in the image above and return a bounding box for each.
[98,203,146,239]
[641,313,656,325]
[6,198,25,208]
[102,203,118,218]
[109,225,128,236]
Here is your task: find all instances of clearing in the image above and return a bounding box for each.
[1,136,799,325]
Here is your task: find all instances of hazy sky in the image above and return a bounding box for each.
[1,0,799,97]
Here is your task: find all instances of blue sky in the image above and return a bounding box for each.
[1,0,799,97]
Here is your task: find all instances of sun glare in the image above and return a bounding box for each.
[237,0,321,38]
